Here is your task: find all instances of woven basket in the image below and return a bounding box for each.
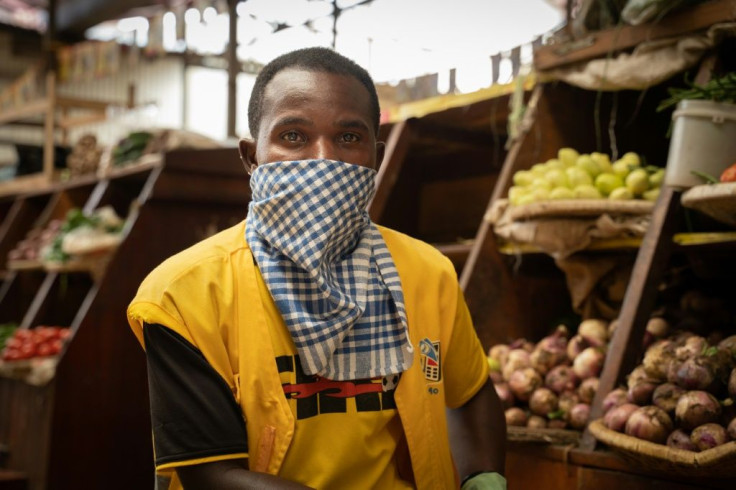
[588,419,736,478]
[681,182,736,227]
[506,199,654,221]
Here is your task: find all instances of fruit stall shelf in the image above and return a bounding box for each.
[496,231,736,255]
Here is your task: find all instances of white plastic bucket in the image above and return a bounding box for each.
[664,99,736,188]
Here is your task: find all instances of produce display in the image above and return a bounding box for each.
[507,148,665,206]
[489,319,613,431]
[599,292,736,452]
[1,326,71,361]
[43,206,125,263]
[0,322,18,351]
[7,219,63,263]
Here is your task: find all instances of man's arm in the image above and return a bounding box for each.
[177,460,312,490]
[446,379,506,480]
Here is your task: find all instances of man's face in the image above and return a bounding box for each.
[241,68,383,171]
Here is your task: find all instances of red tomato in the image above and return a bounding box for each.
[5,337,22,350]
[35,327,57,343]
[58,329,71,341]
[2,348,22,361]
[14,329,33,342]
[49,339,64,355]
[18,343,36,359]
[36,343,54,357]
[721,163,736,183]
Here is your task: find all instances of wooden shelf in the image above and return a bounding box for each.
[534,0,736,71]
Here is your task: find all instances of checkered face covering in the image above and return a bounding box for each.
[245,159,414,381]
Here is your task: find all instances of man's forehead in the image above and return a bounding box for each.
[264,68,365,99]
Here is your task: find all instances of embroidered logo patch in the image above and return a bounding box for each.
[419,338,441,382]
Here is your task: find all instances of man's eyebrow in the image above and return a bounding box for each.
[272,116,314,128]
[335,119,370,131]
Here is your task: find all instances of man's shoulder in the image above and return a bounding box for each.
[137,221,248,297]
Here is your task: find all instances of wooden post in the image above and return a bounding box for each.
[368,120,412,223]
[581,187,682,450]
[226,0,238,138]
[43,72,56,181]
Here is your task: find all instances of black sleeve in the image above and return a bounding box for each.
[143,323,248,467]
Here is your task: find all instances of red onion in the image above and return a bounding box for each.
[505,407,527,427]
[558,391,579,417]
[489,370,504,384]
[670,357,716,391]
[527,415,547,429]
[729,368,736,398]
[508,367,543,402]
[566,335,588,361]
[727,418,736,440]
[675,336,707,361]
[691,423,728,451]
[578,319,608,347]
[642,340,675,381]
[493,382,515,410]
[718,335,736,358]
[509,338,535,352]
[627,381,658,406]
[667,429,697,451]
[601,388,628,414]
[488,344,510,367]
[604,403,639,432]
[529,387,558,416]
[502,349,531,381]
[548,418,568,429]
[577,377,599,405]
[568,403,591,430]
[675,391,722,431]
[545,365,579,395]
[625,406,673,444]
[652,383,685,415]
[573,347,605,380]
[646,317,670,340]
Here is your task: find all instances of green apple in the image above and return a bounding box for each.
[508,186,527,205]
[513,170,535,187]
[648,169,665,188]
[576,155,601,178]
[550,187,575,200]
[529,187,550,202]
[622,152,641,166]
[573,184,603,199]
[566,167,593,188]
[558,147,580,167]
[546,158,565,170]
[643,188,660,202]
[612,159,634,178]
[591,152,612,173]
[531,163,548,177]
[609,187,634,200]
[625,168,649,196]
[545,169,569,188]
[531,178,553,191]
[517,194,536,205]
[595,173,624,196]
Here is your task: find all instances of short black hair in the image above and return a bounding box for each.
[247,47,380,139]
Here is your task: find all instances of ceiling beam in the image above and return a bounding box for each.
[55,0,160,40]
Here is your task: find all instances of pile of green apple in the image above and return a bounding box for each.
[508,148,665,206]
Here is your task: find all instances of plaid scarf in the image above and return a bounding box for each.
[245,159,413,381]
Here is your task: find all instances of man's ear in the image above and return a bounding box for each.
[375,141,386,171]
[238,138,258,175]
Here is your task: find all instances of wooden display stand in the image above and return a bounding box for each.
[455,4,736,487]
[0,148,249,490]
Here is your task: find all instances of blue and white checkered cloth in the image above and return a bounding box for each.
[245,159,414,380]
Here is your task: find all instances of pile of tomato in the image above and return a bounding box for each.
[1,326,71,361]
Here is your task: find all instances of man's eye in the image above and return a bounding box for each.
[341,133,360,143]
[281,131,303,142]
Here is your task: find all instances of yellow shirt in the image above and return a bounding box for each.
[128,221,489,489]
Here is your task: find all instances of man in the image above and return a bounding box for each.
[128,46,506,490]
